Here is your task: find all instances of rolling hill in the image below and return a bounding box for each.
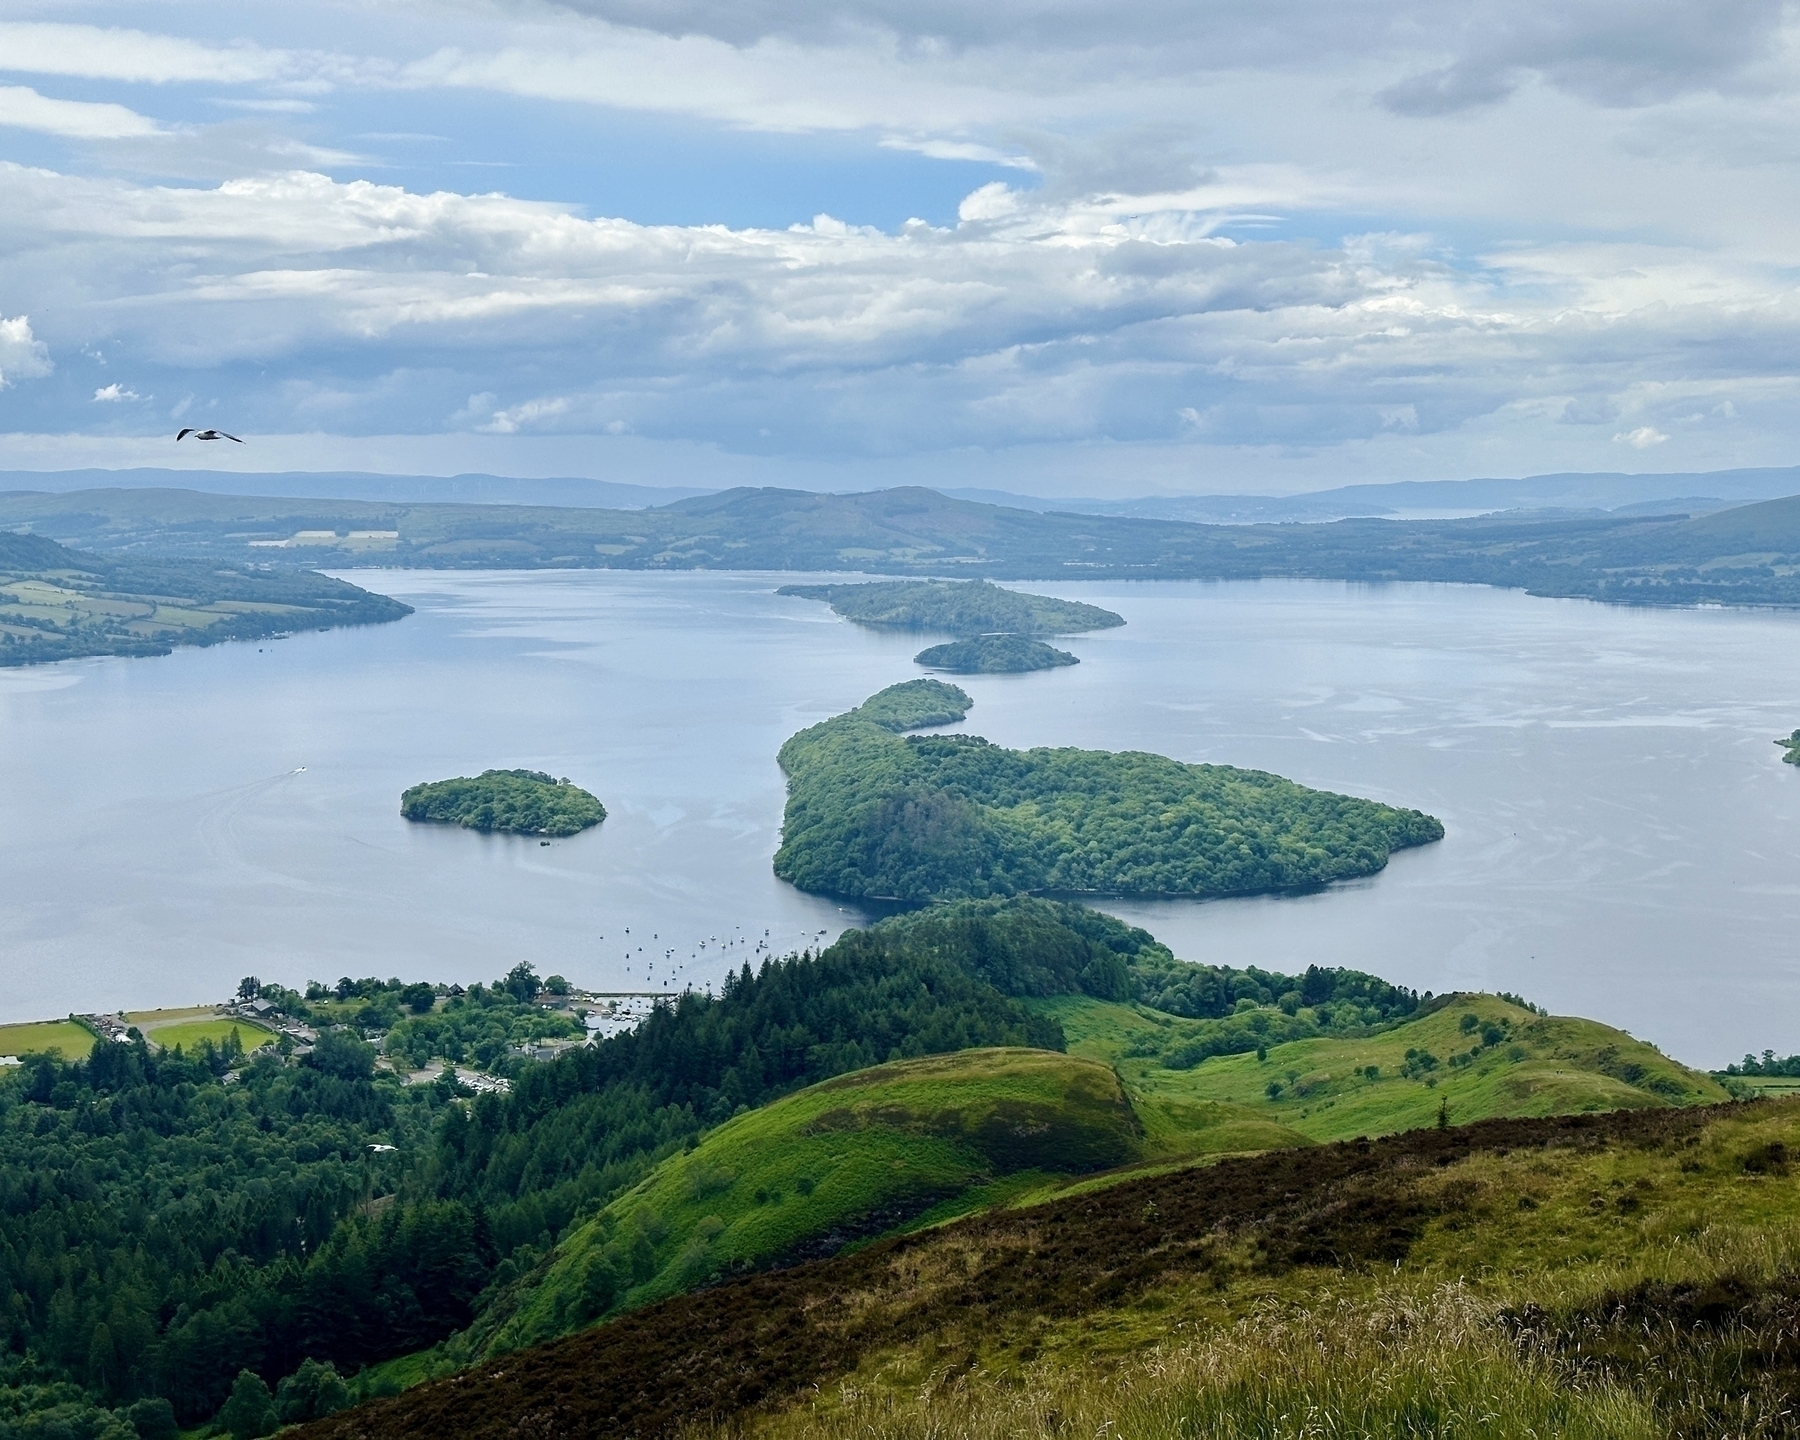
[296,1095,1800,1440]
[467,1048,1166,1357]
[390,959,1719,1386]
[8,482,1800,607]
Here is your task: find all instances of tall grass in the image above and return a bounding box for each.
[722,1286,1659,1440]
[719,1224,1800,1440]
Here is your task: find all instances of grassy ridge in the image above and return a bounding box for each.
[300,1100,1800,1440]
[436,986,1716,1373]
[473,1050,1145,1355]
[1047,992,1726,1141]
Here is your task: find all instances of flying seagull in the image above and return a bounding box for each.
[175,428,243,443]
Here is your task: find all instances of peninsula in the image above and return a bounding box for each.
[774,681,1443,903]
[400,769,606,836]
[0,531,411,667]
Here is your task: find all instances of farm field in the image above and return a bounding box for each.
[0,1020,97,1059]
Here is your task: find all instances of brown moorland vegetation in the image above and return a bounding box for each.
[297,1103,1749,1440]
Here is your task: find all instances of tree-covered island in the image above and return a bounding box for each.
[777,579,1123,635]
[1778,730,1800,764]
[401,769,606,836]
[915,634,1080,673]
[775,681,1443,902]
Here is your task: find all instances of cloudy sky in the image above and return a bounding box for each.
[0,0,1796,494]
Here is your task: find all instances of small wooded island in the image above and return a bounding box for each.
[915,634,1079,673]
[1779,730,1800,764]
[775,680,1443,902]
[778,578,1123,636]
[401,769,606,836]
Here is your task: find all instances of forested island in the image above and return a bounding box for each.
[400,770,605,836]
[774,681,1442,902]
[1778,729,1800,764]
[0,531,410,667]
[915,634,1079,673]
[778,579,1123,635]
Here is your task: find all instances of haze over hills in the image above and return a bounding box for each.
[5,465,1798,524]
[942,465,1800,523]
[0,469,709,510]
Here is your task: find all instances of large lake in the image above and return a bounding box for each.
[3,570,1799,1069]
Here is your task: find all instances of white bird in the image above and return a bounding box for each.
[176,428,244,443]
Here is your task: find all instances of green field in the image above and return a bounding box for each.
[146,1018,276,1054]
[0,1020,97,1059]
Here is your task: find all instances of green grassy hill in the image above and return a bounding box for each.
[453,988,1720,1369]
[472,1049,1153,1355]
[1048,991,1725,1141]
[300,1099,1800,1440]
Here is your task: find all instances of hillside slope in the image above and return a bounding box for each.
[470,1049,1172,1356]
[297,1099,1800,1440]
[420,977,1715,1379]
[1048,991,1726,1141]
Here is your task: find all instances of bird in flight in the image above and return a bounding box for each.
[176,428,243,443]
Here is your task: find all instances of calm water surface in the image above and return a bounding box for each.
[3,570,1799,1068]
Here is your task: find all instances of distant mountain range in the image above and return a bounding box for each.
[0,468,709,510]
[939,466,1800,522]
[5,464,1798,522]
[6,480,1800,609]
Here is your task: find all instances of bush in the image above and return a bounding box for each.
[275,1358,351,1425]
[216,1371,277,1440]
[124,1398,177,1440]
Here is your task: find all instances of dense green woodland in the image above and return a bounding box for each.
[0,532,410,668]
[399,771,605,838]
[0,899,1407,1437]
[776,683,1443,902]
[777,579,1123,635]
[914,634,1078,673]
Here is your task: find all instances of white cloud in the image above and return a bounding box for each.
[92,383,142,402]
[0,160,1790,466]
[0,23,291,85]
[0,86,165,140]
[0,316,52,390]
[1614,426,1671,448]
[481,396,573,433]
